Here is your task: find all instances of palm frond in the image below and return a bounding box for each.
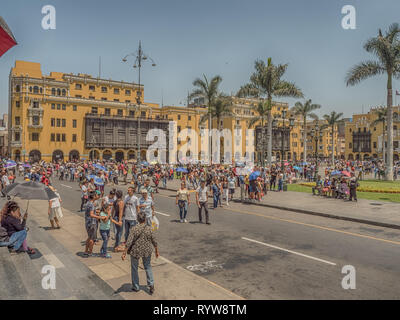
[345,61,385,86]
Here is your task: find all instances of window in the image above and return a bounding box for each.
[349,143,352,148]
[75,95,82,98]
[51,118,55,127]
[129,110,135,117]
[114,99,119,102]
[51,133,55,142]
[72,119,77,128]
[117,109,123,116]
[188,116,191,121]
[62,134,66,142]
[125,100,131,103]
[394,125,398,130]
[91,107,98,114]
[33,101,39,108]
[75,84,82,90]
[51,88,56,95]
[32,133,39,141]
[62,104,66,110]
[51,104,55,110]
[177,126,181,133]
[101,97,107,101]
[125,89,131,95]
[394,141,399,149]
[89,85,95,91]
[15,101,20,108]
[57,104,61,110]
[32,116,39,126]
[15,85,20,92]
[56,119,61,127]
[101,87,107,93]
[178,115,181,120]
[141,111,146,117]
[89,96,95,100]
[105,108,111,116]
[56,133,60,142]
[15,117,20,126]
[62,89,66,96]
[29,87,32,93]
[33,86,39,94]
[57,89,61,96]
[62,119,66,127]
[373,142,377,148]
[73,105,77,111]
[15,132,20,141]
[114,88,120,94]
[72,134,77,142]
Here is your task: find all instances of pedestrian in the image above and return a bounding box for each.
[111,190,125,252]
[348,174,359,202]
[138,189,155,227]
[122,211,159,294]
[176,181,190,223]
[84,192,102,257]
[99,203,112,258]
[211,179,220,209]
[196,180,210,225]
[228,173,236,201]
[48,186,62,229]
[124,186,139,242]
[80,181,89,212]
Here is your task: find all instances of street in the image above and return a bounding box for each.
[48,177,400,299]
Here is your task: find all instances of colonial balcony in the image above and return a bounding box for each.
[10,141,22,148]
[28,124,43,129]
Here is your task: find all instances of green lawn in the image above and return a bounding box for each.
[358,180,400,191]
[287,183,400,203]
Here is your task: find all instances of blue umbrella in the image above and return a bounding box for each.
[300,162,308,166]
[86,175,104,186]
[249,171,261,181]
[331,170,342,176]
[176,167,188,173]
[293,166,302,171]
[4,160,17,168]
[93,164,107,171]
[23,163,32,168]
[141,161,149,167]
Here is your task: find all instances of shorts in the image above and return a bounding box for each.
[86,225,97,240]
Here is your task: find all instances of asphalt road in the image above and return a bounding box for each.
[45,176,400,299]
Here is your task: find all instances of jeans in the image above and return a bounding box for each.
[178,200,188,220]
[124,220,137,242]
[114,223,123,248]
[0,229,27,250]
[213,194,220,208]
[198,201,209,223]
[99,229,110,255]
[130,255,154,291]
[278,180,283,191]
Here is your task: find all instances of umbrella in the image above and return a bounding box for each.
[176,167,188,173]
[249,171,261,181]
[141,161,149,167]
[23,163,32,168]
[300,162,308,166]
[341,171,351,177]
[293,166,301,171]
[235,161,245,167]
[4,160,17,168]
[331,170,342,176]
[93,164,107,172]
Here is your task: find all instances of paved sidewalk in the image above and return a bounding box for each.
[161,179,400,230]
[24,199,243,300]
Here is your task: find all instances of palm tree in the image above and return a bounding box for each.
[237,57,303,165]
[247,100,270,165]
[189,75,223,164]
[372,107,388,164]
[346,23,400,180]
[292,99,321,164]
[323,111,343,164]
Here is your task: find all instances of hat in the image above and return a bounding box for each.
[141,189,148,194]
[95,190,101,195]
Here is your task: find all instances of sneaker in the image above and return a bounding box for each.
[184,219,188,223]
[180,219,183,223]
[206,222,211,225]
[104,254,112,259]
[132,287,140,292]
[149,285,155,294]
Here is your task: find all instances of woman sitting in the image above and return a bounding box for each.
[0,201,35,254]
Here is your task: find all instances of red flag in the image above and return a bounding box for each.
[0,17,17,58]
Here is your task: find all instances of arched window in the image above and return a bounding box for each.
[15,85,20,92]
[62,89,66,96]
[33,86,39,94]
[40,87,43,93]
[51,88,56,95]
[57,89,61,96]
[29,86,32,93]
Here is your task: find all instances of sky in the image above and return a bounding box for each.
[1,0,400,118]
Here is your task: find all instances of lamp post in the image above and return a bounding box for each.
[311,124,323,181]
[122,41,156,166]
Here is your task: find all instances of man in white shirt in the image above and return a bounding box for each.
[124,186,139,242]
[196,179,210,225]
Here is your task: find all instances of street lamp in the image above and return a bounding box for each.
[122,40,156,165]
[311,124,324,181]
[273,110,294,170]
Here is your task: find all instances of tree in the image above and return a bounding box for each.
[237,58,303,165]
[189,75,223,164]
[323,111,343,165]
[199,96,233,130]
[292,99,321,164]
[346,23,400,180]
[371,107,388,164]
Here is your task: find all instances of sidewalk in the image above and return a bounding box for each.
[161,179,400,230]
[25,199,244,300]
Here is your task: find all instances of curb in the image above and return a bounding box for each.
[159,186,400,231]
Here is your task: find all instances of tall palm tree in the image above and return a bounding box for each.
[323,111,343,164]
[292,99,321,164]
[237,57,303,165]
[189,75,223,164]
[247,101,270,165]
[346,23,400,180]
[372,107,388,164]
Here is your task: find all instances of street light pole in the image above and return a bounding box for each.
[122,40,156,166]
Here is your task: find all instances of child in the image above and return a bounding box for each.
[99,204,112,258]
[48,187,63,229]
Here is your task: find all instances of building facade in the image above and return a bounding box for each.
[0,114,8,158]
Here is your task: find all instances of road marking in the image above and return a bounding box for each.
[60,184,73,189]
[157,193,400,246]
[155,211,170,217]
[242,237,337,266]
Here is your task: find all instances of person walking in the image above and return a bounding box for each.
[138,190,155,227]
[99,203,112,258]
[176,181,190,223]
[124,186,139,242]
[122,211,159,294]
[48,186,63,229]
[212,179,221,209]
[228,173,236,201]
[348,173,359,202]
[84,192,102,257]
[80,181,89,212]
[196,180,210,225]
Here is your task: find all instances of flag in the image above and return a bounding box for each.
[0,16,17,58]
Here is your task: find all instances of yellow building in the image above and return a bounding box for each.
[344,106,400,161]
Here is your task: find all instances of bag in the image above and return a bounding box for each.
[0,226,9,243]
[151,216,159,231]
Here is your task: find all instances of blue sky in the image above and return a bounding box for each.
[1,0,400,117]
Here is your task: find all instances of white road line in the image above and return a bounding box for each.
[60,184,73,189]
[241,237,337,266]
[155,211,171,217]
